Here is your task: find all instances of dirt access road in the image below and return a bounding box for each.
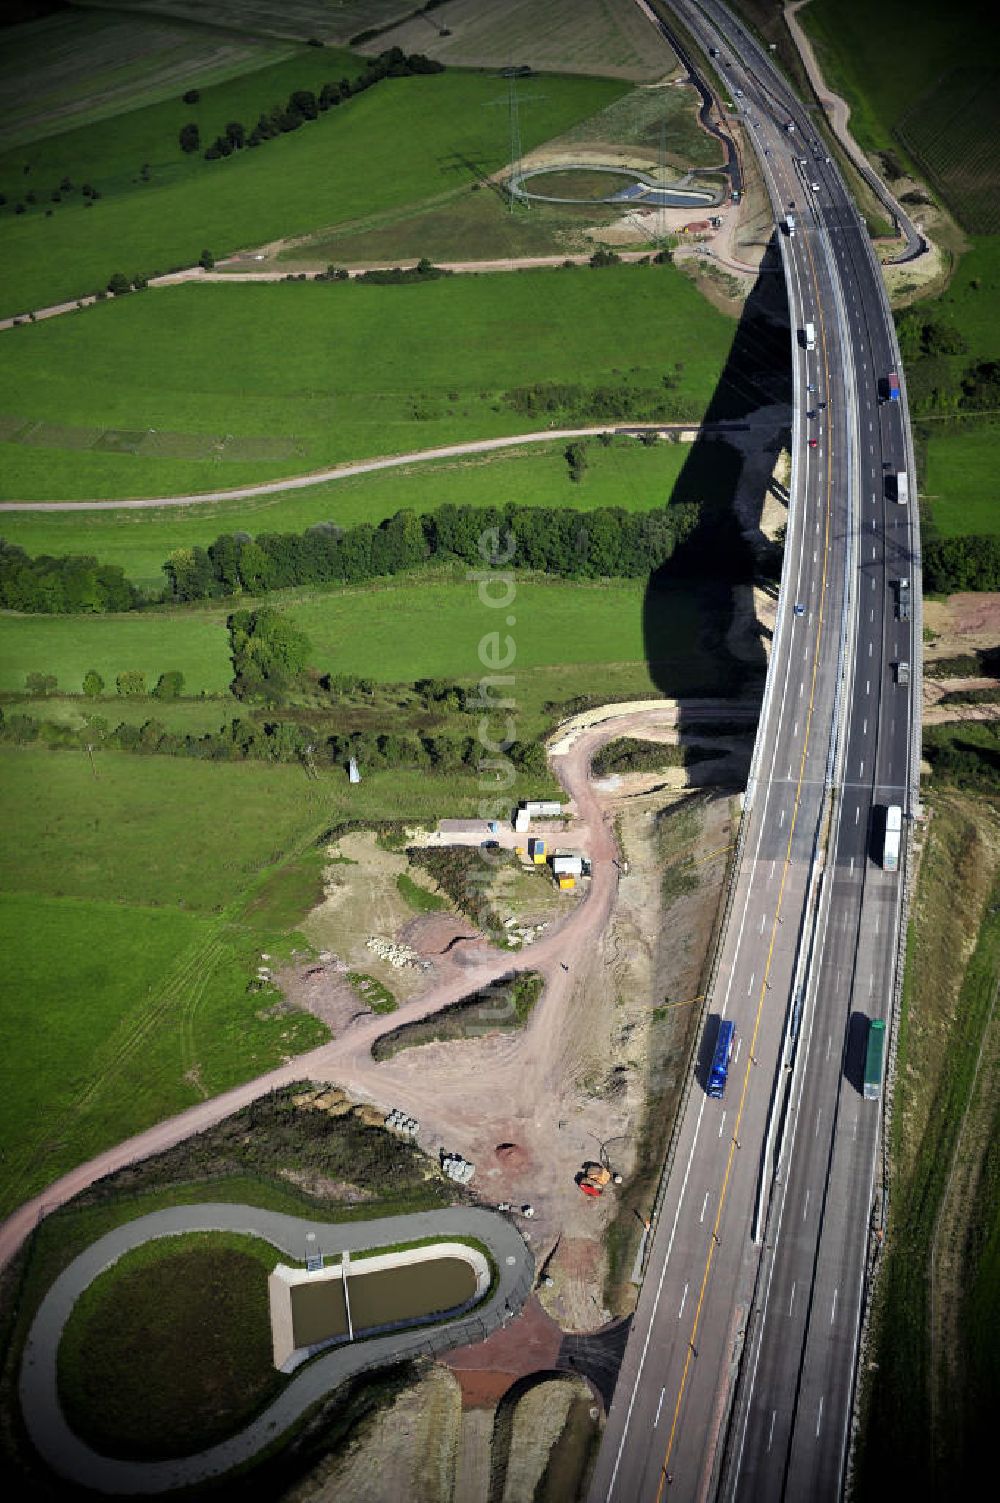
[0,702,729,1285]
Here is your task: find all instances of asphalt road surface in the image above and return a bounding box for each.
[590,4,919,1501]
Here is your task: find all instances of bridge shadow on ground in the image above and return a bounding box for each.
[643,234,792,724]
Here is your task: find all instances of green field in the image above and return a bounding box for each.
[0,608,231,695]
[801,0,998,159]
[0,268,734,500]
[0,65,626,313]
[0,439,692,589]
[0,567,742,708]
[896,68,1000,235]
[0,7,295,149]
[932,237,1000,365]
[923,427,999,537]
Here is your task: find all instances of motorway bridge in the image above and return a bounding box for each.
[591,3,920,1500]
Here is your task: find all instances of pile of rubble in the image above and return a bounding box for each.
[502,919,549,949]
[385,1108,419,1139]
[366,935,420,969]
[441,1150,475,1183]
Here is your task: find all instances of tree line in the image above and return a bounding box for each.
[923,535,1000,593]
[179,48,444,161]
[0,543,138,614]
[0,705,546,779]
[163,499,705,603]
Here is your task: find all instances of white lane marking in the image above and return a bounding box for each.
[816,1396,824,1437]
[789,1282,796,1316]
[770,860,777,880]
[793,721,799,737]
[870,608,874,622]
[866,679,871,694]
[855,805,860,825]
[799,679,805,697]
[788,764,794,780]
[850,855,855,873]
[678,1282,689,1320]
[779,808,786,828]
[831,1288,839,1324]
[863,718,868,735]
[734,1038,743,1064]
[875,914,880,934]
[813,551,817,564]
[859,760,865,778]
[760,912,767,934]
[815,1107,822,1138]
[803,1188,810,1220]
[869,641,873,657]
[747,972,756,995]
[701,1191,709,1223]
[654,1387,665,1427]
[872,546,877,559]
[871,576,875,587]
[768,1410,777,1452]
[826,1033,832,1061]
[870,973,875,994]
[854,1116,859,1141]
[719,1110,727,1139]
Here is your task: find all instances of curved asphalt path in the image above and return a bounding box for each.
[20,1204,531,1495]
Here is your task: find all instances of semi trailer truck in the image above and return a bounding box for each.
[882,804,902,872]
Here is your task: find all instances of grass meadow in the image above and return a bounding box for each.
[0,267,733,500]
[0,565,743,713]
[800,0,997,159]
[0,608,231,695]
[923,427,999,537]
[0,67,626,313]
[0,438,692,588]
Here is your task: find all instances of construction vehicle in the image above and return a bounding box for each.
[576,1162,619,1197]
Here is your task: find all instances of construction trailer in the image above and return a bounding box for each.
[552,853,584,878]
[528,837,547,864]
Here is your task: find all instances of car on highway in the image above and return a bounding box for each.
[808,438,818,448]
[793,603,806,616]
[806,409,817,418]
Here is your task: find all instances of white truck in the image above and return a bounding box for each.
[785,214,796,237]
[896,577,911,621]
[895,470,909,505]
[883,804,902,872]
[802,321,816,351]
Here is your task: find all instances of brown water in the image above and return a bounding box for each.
[289,1256,478,1348]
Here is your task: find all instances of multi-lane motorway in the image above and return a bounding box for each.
[591,4,919,1500]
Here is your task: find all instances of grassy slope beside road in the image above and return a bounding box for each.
[857,793,1000,1497]
[0,65,626,313]
[0,266,734,499]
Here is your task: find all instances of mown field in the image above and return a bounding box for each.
[0,267,734,500]
[360,0,676,82]
[896,67,1000,235]
[0,62,626,313]
[0,6,294,148]
[0,439,692,589]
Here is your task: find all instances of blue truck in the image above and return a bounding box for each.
[708,1020,736,1099]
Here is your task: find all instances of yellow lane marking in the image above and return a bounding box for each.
[652,218,840,1499]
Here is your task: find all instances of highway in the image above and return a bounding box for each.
[591,4,919,1501]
